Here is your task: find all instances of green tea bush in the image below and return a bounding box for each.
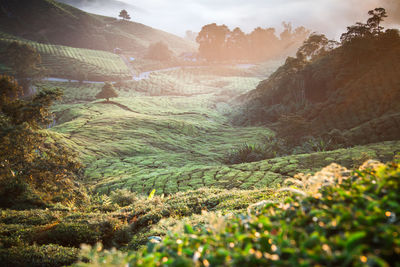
[225,136,289,164]
[225,143,269,164]
[78,159,400,266]
[0,244,79,267]
[110,189,138,207]
[37,222,102,247]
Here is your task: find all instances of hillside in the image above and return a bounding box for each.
[235,30,400,146]
[0,0,196,56]
[0,31,131,81]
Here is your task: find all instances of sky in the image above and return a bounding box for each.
[66,0,400,39]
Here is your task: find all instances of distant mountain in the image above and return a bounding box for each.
[235,30,400,146]
[0,0,196,56]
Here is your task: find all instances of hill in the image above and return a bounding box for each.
[0,0,196,56]
[234,30,400,147]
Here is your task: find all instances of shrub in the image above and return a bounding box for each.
[77,159,400,266]
[110,189,138,207]
[0,244,79,267]
[37,222,102,247]
[225,143,268,164]
[225,136,289,164]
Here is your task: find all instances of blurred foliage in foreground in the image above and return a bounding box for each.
[76,158,400,266]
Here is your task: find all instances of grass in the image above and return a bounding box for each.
[0,31,131,81]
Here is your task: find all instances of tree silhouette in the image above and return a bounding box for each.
[367,8,387,34]
[196,23,230,61]
[297,33,339,61]
[119,9,131,21]
[96,82,118,102]
[226,27,249,60]
[341,8,388,43]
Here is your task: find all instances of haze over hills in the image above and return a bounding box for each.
[0,0,196,56]
[54,0,400,39]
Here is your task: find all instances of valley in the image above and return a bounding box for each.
[0,1,399,266]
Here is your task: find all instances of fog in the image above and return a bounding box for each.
[59,0,400,39]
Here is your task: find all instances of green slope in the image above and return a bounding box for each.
[0,31,131,80]
[40,63,400,195]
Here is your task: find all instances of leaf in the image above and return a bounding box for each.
[148,189,156,200]
[184,224,194,234]
[345,231,366,250]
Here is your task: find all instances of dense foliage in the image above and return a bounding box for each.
[78,159,400,266]
[0,76,85,208]
[236,9,400,149]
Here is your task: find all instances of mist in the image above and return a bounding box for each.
[59,0,400,39]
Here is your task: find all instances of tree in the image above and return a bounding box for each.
[119,9,131,21]
[249,27,279,60]
[226,27,249,60]
[196,23,230,61]
[340,22,372,43]
[0,76,84,208]
[341,8,388,43]
[6,42,44,94]
[367,7,388,34]
[145,42,173,61]
[96,82,118,102]
[296,33,339,61]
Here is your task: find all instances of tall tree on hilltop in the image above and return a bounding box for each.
[119,9,131,21]
[341,8,388,43]
[367,7,388,34]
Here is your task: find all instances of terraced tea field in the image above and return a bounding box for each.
[0,31,131,81]
[44,63,400,196]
